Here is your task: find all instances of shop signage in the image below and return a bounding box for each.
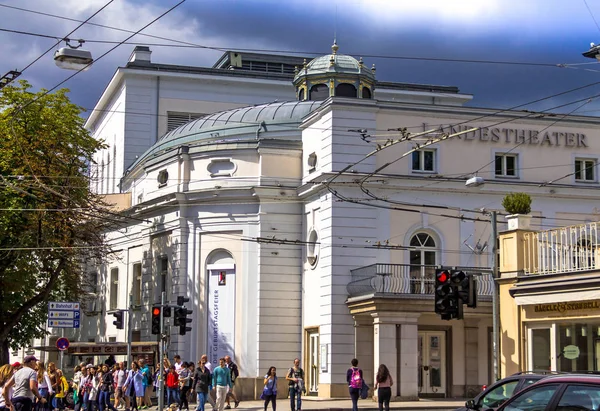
[563,345,580,360]
[207,267,236,366]
[534,301,600,313]
[423,123,588,148]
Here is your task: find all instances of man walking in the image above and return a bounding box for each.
[200,355,216,411]
[3,355,47,411]
[114,362,126,409]
[211,358,231,411]
[286,359,305,411]
[223,356,239,409]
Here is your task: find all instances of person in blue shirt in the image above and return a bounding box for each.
[211,358,231,411]
[139,360,152,409]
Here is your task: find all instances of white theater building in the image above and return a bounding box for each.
[23,44,600,400]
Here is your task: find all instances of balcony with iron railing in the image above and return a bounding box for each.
[347,263,494,299]
[523,222,600,275]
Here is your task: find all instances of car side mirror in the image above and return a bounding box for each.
[465,399,478,409]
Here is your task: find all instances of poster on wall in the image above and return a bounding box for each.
[207,265,236,366]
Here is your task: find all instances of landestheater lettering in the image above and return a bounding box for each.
[423,123,588,148]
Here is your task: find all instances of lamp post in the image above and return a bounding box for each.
[466,177,500,382]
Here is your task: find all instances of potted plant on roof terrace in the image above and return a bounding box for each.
[502,192,533,230]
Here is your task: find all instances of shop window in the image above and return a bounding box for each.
[495,153,518,178]
[557,324,590,372]
[575,158,597,182]
[412,149,436,173]
[309,84,329,101]
[409,232,437,294]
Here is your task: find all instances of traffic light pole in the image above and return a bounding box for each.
[158,291,165,411]
[491,211,500,382]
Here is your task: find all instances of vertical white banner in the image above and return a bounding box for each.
[207,266,236,366]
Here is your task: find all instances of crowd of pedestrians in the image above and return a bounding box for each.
[1,353,393,411]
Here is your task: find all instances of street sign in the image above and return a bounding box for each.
[48,302,80,329]
[48,319,80,328]
[56,337,70,351]
[48,302,80,311]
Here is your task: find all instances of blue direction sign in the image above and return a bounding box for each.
[48,302,80,329]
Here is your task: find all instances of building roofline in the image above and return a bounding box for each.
[212,50,312,69]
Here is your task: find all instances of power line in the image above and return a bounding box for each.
[9,0,117,83]
[583,0,600,34]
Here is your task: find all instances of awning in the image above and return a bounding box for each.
[510,274,600,306]
[513,289,599,306]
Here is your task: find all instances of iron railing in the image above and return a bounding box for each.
[523,222,600,275]
[347,263,494,298]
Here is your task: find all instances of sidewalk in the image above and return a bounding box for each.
[149,397,465,411]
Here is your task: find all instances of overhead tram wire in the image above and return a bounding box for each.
[9,0,187,118]
[0,23,584,70]
[6,0,117,81]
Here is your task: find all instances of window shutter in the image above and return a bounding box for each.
[167,112,205,132]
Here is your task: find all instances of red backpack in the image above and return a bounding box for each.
[350,368,362,389]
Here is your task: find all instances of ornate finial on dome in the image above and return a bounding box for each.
[371,63,376,73]
[294,65,299,75]
[332,40,339,55]
[330,55,335,67]
[303,58,308,72]
[359,57,364,68]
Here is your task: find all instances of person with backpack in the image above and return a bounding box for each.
[346,359,363,411]
[285,359,304,411]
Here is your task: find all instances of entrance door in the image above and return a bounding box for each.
[307,331,319,394]
[418,331,446,396]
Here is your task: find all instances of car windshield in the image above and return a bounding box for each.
[480,380,519,409]
[504,384,558,411]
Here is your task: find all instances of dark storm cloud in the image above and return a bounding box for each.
[3,0,600,117]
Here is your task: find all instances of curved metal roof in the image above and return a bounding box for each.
[129,100,322,170]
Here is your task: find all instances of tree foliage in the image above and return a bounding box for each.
[502,192,532,215]
[0,80,111,364]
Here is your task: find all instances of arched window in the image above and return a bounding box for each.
[409,232,437,294]
[362,87,372,99]
[335,83,357,98]
[309,84,329,101]
[298,88,305,101]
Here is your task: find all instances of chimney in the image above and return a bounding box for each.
[129,46,152,64]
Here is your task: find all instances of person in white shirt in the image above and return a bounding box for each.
[173,356,183,375]
[114,363,127,409]
[3,355,47,411]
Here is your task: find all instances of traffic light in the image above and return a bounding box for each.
[112,310,124,329]
[163,306,171,317]
[435,269,460,320]
[175,296,192,335]
[453,271,477,308]
[151,306,161,335]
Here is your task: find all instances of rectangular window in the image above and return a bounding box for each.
[110,268,119,310]
[132,263,142,306]
[575,159,596,182]
[412,150,435,172]
[158,256,169,303]
[495,153,518,177]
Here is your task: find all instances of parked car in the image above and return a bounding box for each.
[493,374,600,411]
[456,372,556,411]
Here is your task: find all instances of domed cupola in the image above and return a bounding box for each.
[293,41,376,101]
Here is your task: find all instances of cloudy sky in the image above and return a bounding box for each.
[2,0,600,117]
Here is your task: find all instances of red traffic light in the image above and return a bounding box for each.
[152,307,160,316]
[437,270,449,283]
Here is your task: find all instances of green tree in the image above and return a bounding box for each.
[0,81,111,364]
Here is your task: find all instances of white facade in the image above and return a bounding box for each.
[18,45,600,400]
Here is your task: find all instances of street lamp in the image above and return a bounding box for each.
[54,39,93,71]
[465,177,500,382]
[582,42,600,60]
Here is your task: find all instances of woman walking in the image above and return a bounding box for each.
[0,364,15,411]
[124,362,143,411]
[374,364,393,411]
[178,363,193,411]
[47,363,57,411]
[262,367,277,411]
[98,365,117,411]
[346,359,363,411]
[85,366,99,411]
[193,359,211,411]
[36,362,52,411]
